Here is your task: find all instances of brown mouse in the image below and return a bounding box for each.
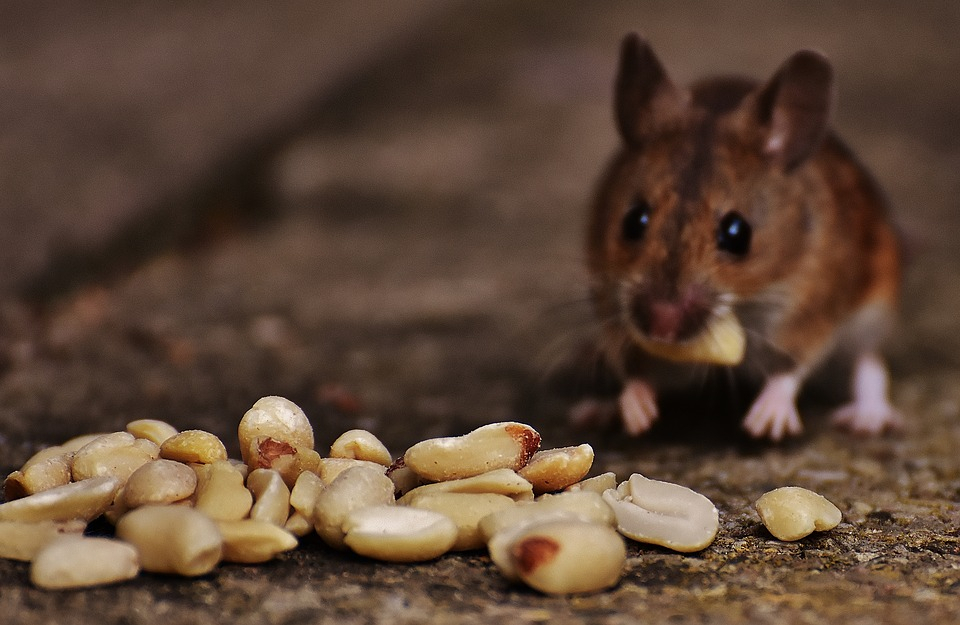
[585,34,902,440]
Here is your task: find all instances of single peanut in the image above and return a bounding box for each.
[193,460,253,521]
[317,457,387,485]
[497,520,625,595]
[159,430,228,464]
[247,469,291,527]
[216,519,298,563]
[126,419,179,446]
[4,447,73,500]
[283,511,314,537]
[312,465,395,549]
[403,422,541,482]
[288,470,325,522]
[30,536,140,590]
[518,444,594,495]
[71,432,160,483]
[397,468,534,505]
[565,472,617,495]
[342,505,458,562]
[123,459,198,508]
[238,396,314,469]
[602,473,719,552]
[636,308,745,366]
[755,486,842,541]
[403,491,516,551]
[115,505,223,576]
[0,519,87,561]
[329,429,392,466]
[0,476,121,523]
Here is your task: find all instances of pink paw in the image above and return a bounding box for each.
[832,400,903,436]
[742,374,803,441]
[618,379,659,436]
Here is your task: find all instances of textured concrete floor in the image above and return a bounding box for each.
[1,2,959,624]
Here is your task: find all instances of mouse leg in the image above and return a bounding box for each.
[832,352,902,435]
[742,372,804,441]
[618,378,659,435]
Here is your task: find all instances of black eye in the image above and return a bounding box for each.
[717,211,752,257]
[622,198,652,242]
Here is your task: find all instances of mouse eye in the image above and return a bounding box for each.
[621,198,652,242]
[717,211,752,257]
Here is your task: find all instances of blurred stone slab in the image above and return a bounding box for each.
[0,0,449,297]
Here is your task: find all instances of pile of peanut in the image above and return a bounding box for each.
[0,396,840,594]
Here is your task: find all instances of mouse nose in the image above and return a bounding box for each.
[647,301,684,342]
[629,287,713,343]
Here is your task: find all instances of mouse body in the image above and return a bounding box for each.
[585,34,901,440]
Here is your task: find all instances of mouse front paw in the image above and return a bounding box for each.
[618,379,659,436]
[832,400,903,436]
[742,374,804,441]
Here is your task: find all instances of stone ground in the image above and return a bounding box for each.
[1,2,959,624]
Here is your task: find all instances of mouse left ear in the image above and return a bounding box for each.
[748,50,834,171]
[615,33,686,147]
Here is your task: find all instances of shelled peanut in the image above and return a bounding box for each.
[0,395,834,595]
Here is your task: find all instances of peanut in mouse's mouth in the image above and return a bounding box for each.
[627,309,747,366]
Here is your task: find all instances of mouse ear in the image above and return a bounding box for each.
[752,50,833,170]
[615,34,686,146]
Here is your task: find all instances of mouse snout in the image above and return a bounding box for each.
[628,285,713,343]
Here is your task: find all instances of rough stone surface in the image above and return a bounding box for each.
[1,2,959,624]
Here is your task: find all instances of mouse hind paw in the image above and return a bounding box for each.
[833,352,902,436]
[832,400,903,436]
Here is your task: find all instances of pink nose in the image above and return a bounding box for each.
[648,301,683,342]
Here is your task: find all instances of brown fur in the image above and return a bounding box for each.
[588,35,900,391]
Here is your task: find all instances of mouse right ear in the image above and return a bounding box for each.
[615,34,686,147]
[753,50,833,171]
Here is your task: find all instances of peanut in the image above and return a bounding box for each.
[479,490,615,543]
[397,468,534,505]
[193,460,253,521]
[4,447,73,500]
[30,536,139,590]
[126,419,179,446]
[755,486,842,541]
[635,308,745,366]
[0,476,121,523]
[518,444,594,495]
[159,430,228,464]
[565,472,617,495]
[602,473,719,552]
[247,469,291,527]
[312,465,395,549]
[238,396,314,469]
[115,505,223,576]
[342,505,458,562]
[0,519,86,561]
[403,422,541,482]
[495,520,625,595]
[123,459,198,508]
[288,470,325,522]
[71,432,160,483]
[216,519,298,563]
[403,491,516,551]
[329,429,392,466]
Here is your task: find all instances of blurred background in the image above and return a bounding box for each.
[0,0,957,454]
[2,3,960,622]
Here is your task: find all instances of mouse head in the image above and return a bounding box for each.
[588,33,833,348]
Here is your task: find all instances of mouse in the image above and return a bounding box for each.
[583,33,902,441]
